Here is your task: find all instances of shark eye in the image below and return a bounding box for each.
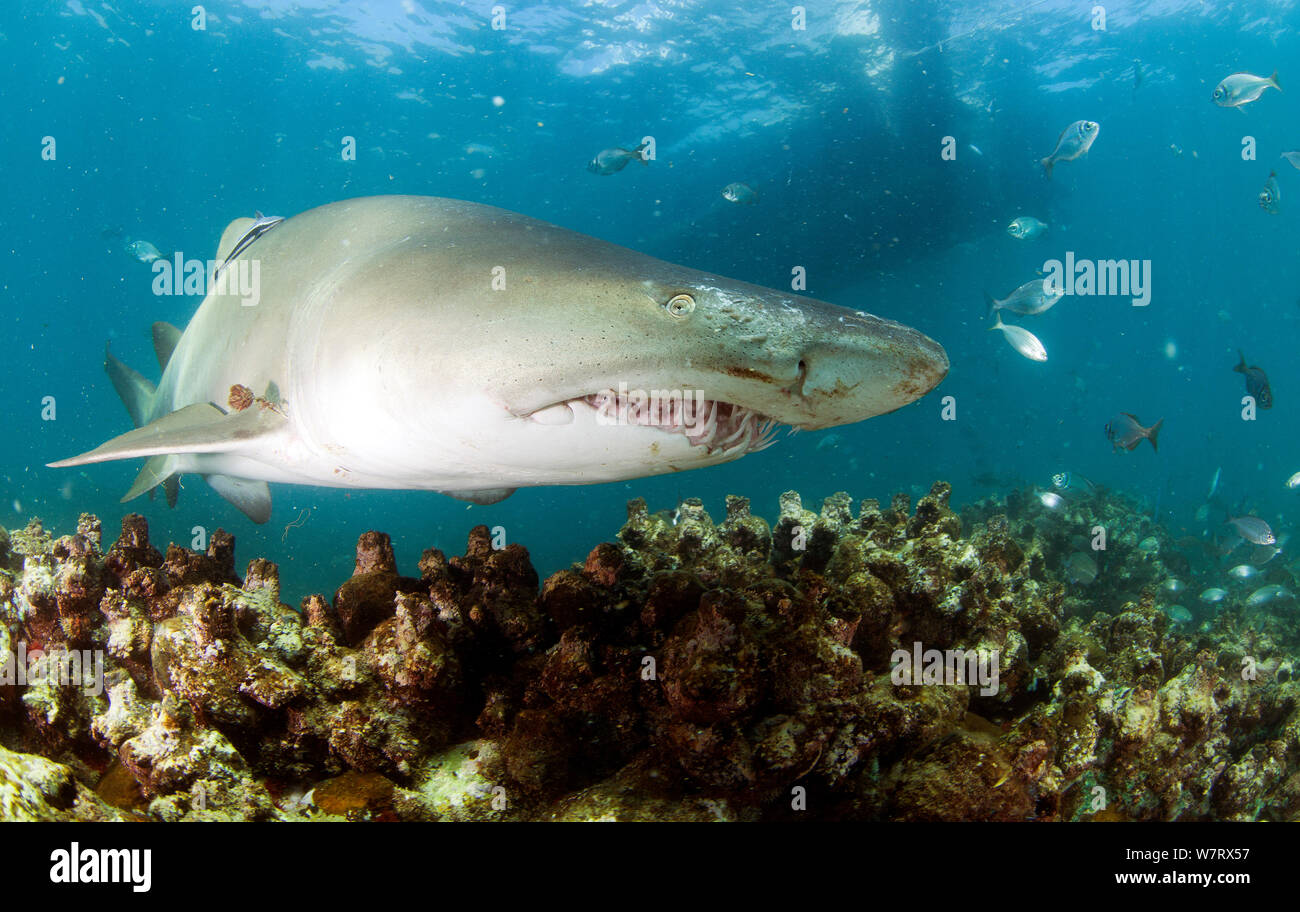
[665,293,695,317]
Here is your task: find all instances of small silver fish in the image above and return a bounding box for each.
[1228,564,1262,581]
[587,141,650,175]
[1226,515,1276,546]
[1208,466,1221,500]
[721,182,759,204]
[1007,216,1048,240]
[1286,471,1300,489]
[1251,542,1283,565]
[989,312,1047,361]
[1052,471,1096,498]
[1165,605,1193,624]
[1039,491,1065,510]
[125,239,162,263]
[1212,70,1280,108]
[1260,171,1281,215]
[1162,578,1186,594]
[1040,120,1099,178]
[1246,584,1294,607]
[1199,587,1228,604]
[985,280,1062,318]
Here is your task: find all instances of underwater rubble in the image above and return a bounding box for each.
[1,481,1298,822]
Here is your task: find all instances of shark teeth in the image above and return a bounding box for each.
[581,390,782,455]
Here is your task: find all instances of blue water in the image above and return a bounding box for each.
[2,0,1297,601]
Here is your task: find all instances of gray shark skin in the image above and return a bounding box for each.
[50,196,948,522]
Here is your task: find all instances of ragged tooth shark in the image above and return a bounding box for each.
[50,196,949,523]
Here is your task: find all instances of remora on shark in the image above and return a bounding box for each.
[50,196,948,523]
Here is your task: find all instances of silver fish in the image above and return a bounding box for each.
[1052,471,1096,498]
[1260,171,1281,215]
[1228,564,1263,581]
[1162,578,1186,594]
[1287,471,1300,489]
[985,280,1062,318]
[721,182,759,205]
[989,313,1047,361]
[1041,120,1099,178]
[1165,605,1193,624]
[1199,587,1228,604]
[1007,216,1048,240]
[125,239,163,264]
[1227,515,1276,546]
[1039,491,1065,510]
[587,141,650,175]
[1212,71,1280,108]
[1246,584,1294,607]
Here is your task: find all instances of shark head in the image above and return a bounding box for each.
[299,220,949,489]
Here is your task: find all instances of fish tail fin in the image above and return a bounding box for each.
[1147,418,1163,453]
[1234,349,1247,373]
[988,312,1004,330]
[1271,70,1281,91]
[634,140,650,164]
[1041,157,1054,179]
[104,343,156,429]
[983,291,998,319]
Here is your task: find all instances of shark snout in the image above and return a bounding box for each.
[748,311,948,429]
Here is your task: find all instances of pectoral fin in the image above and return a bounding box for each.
[123,455,179,502]
[48,403,288,468]
[205,474,272,524]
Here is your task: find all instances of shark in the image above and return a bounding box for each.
[50,196,949,523]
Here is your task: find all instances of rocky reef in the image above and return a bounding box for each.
[1,481,1297,821]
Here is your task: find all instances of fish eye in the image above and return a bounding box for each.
[665,293,695,317]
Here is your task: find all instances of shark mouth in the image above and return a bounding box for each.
[581,389,783,454]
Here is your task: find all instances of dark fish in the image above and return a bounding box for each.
[1132,58,1143,91]
[219,212,284,270]
[1105,412,1162,453]
[721,182,759,204]
[1234,350,1272,408]
[1226,515,1276,546]
[1259,171,1281,215]
[587,141,650,175]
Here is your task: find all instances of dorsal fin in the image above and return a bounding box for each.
[216,217,257,263]
[151,322,183,371]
